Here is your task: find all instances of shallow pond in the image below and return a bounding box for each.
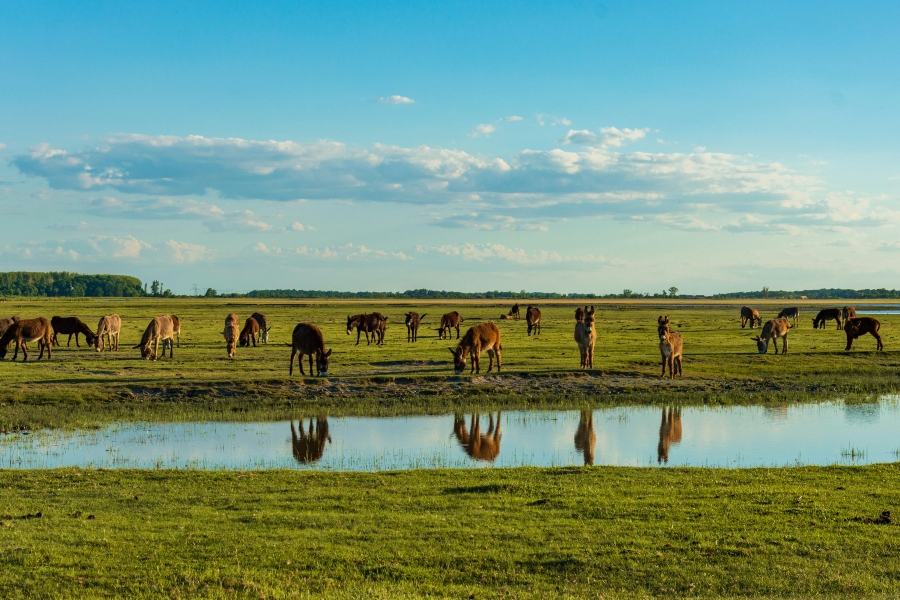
[2,399,900,470]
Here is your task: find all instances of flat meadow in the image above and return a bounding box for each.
[2,297,900,598]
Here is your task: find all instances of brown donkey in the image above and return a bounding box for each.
[290,417,331,464]
[844,317,883,351]
[574,306,596,368]
[753,317,791,354]
[50,316,96,347]
[842,305,857,328]
[438,311,463,340]
[223,313,240,358]
[346,313,386,345]
[452,413,502,461]
[290,323,332,376]
[508,303,520,320]
[0,317,53,361]
[94,314,121,352]
[135,316,175,360]
[657,316,683,378]
[251,312,270,343]
[239,316,260,347]
[405,312,426,342]
[526,306,542,336]
[740,306,761,329]
[449,322,502,375]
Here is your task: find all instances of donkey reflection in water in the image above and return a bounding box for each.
[290,417,331,464]
[574,410,596,466]
[658,406,683,464]
[453,413,502,461]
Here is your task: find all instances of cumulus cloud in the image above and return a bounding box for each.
[469,124,496,138]
[167,240,211,262]
[377,95,414,104]
[505,115,523,122]
[434,213,549,232]
[55,246,79,260]
[558,127,648,147]
[417,243,618,266]
[88,235,152,258]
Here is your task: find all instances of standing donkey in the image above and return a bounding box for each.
[657,316,683,378]
[752,318,791,354]
[574,306,596,369]
[94,314,121,352]
[405,312,426,342]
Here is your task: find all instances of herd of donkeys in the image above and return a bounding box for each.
[0,302,885,378]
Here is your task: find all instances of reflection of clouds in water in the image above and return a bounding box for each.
[844,403,880,425]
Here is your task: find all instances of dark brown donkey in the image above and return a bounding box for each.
[0,316,19,349]
[0,317,53,361]
[346,313,386,345]
[844,317,883,351]
[290,323,332,376]
[438,311,463,340]
[251,312,270,343]
[449,322,502,375]
[239,316,260,347]
[50,316,96,347]
[812,308,842,329]
[405,312,426,342]
[509,303,521,320]
[526,306,542,336]
[290,417,331,463]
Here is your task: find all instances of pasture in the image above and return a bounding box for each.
[1,297,900,429]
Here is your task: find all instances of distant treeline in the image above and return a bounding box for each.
[246,288,607,300]
[712,288,900,300]
[0,272,144,297]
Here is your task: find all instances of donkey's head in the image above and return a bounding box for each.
[448,347,467,375]
[316,349,332,376]
[346,315,362,335]
[751,335,769,354]
[583,307,596,335]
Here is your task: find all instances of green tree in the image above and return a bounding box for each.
[668,286,679,297]
[204,288,217,297]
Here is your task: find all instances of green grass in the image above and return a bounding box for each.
[2,297,900,428]
[1,466,899,598]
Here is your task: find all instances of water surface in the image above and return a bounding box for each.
[2,399,899,470]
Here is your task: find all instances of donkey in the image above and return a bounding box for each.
[251,312,270,343]
[223,313,240,358]
[657,316,683,378]
[509,303,520,320]
[777,307,800,327]
[740,306,762,329]
[134,316,175,360]
[290,417,331,464]
[452,413,502,461]
[574,410,596,466]
[50,316,96,347]
[575,306,585,322]
[94,314,121,352]
[753,317,791,354]
[449,322,502,375]
[169,315,182,347]
[239,316,260,347]
[842,306,857,328]
[574,306,596,368]
[346,313,386,345]
[812,308,842,330]
[657,406,683,464]
[290,323,332,376]
[0,316,19,349]
[405,312,426,342]
[844,317,883,351]
[438,311,463,340]
[526,306,542,336]
[0,317,53,361]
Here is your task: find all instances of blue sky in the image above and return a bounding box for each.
[2,1,899,294]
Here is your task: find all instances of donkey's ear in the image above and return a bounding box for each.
[751,336,761,341]
[448,347,457,355]
[324,349,332,357]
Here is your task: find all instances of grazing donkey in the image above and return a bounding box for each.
[574,410,596,466]
[239,316,260,347]
[812,308,842,330]
[777,307,801,327]
[438,311,463,340]
[251,312,270,343]
[0,316,19,349]
[50,316,96,347]
[169,315,182,347]
[135,316,175,360]
[657,316,683,378]
[752,317,791,354]
[844,317,883,351]
[223,313,240,358]
[94,314,121,352]
[290,417,331,464]
[405,312,426,342]
[574,306,596,368]
[290,323,332,376]
[740,306,762,329]
[842,306,857,328]
[0,317,53,361]
[526,306,542,336]
[452,413,502,461]
[449,322,502,375]
[509,303,520,320]
[346,313,386,345]
[657,407,683,464]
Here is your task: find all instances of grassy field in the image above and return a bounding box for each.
[1,465,899,598]
[1,297,900,429]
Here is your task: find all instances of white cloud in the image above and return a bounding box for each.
[418,243,618,266]
[377,95,414,104]
[469,124,496,138]
[558,127,648,147]
[290,222,305,231]
[167,240,211,263]
[256,241,410,261]
[88,235,152,258]
[55,246,79,260]
[504,116,523,122]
